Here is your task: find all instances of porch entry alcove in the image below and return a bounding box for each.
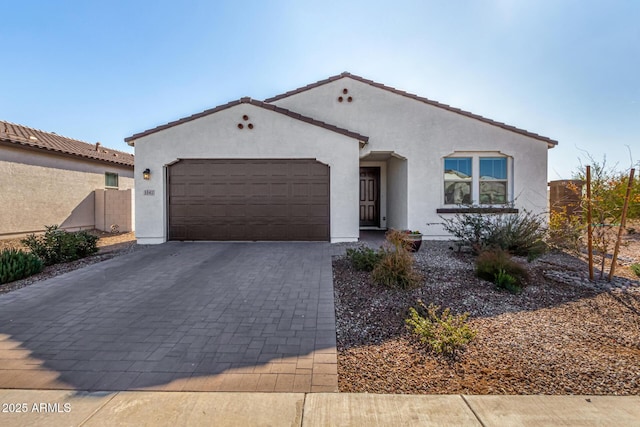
[359,151,408,231]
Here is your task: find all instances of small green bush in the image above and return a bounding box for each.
[346,246,383,271]
[476,249,528,293]
[372,229,421,289]
[631,263,640,278]
[493,268,520,294]
[21,225,98,266]
[405,300,477,358]
[0,249,43,284]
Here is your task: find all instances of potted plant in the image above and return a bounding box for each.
[403,230,423,252]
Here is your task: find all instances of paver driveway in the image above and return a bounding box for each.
[0,242,337,392]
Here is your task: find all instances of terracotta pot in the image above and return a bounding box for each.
[404,234,423,252]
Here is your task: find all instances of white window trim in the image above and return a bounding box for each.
[443,152,513,206]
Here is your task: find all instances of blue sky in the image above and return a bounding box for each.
[2,0,638,179]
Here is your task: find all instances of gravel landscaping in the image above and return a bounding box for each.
[333,238,640,395]
[2,227,639,395]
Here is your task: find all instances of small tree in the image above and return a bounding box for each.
[574,156,638,279]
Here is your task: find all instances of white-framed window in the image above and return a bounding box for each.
[105,172,119,188]
[443,153,511,205]
[479,157,507,204]
[444,157,472,204]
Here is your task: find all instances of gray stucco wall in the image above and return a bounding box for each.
[0,144,134,238]
[271,77,551,238]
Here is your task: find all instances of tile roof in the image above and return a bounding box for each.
[125,97,369,144]
[265,72,558,147]
[0,120,134,167]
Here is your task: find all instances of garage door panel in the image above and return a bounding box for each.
[271,183,288,197]
[310,183,329,197]
[168,159,330,241]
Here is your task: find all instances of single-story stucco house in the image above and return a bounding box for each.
[0,121,135,239]
[126,72,557,244]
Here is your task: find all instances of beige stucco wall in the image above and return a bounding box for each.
[131,103,360,244]
[272,77,551,238]
[0,144,134,238]
[95,189,133,232]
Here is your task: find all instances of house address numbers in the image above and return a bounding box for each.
[144,190,155,196]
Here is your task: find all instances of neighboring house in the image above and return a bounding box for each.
[126,72,557,244]
[0,121,135,239]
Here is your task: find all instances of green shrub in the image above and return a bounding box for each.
[405,300,477,358]
[493,268,520,294]
[631,263,640,278]
[346,246,383,271]
[0,249,43,284]
[372,229,420,289]
[476,249,529,293]
[440,207,547,258]
[21,225,98,266]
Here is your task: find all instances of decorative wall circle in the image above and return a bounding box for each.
[347,96,353,102]
[237,123,244,129]
[243,115,249,121]
[343,88,348,94]
[248,123,254,129]
[338,96,343,102]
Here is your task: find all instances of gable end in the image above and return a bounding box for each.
[265,72,558,148]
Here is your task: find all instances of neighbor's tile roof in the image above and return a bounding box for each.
[125,97,369,144]
[0,121,134,167]
[265,72,558,147]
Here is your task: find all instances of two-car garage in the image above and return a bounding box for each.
[167,159,330,241]
[127,98,364,244]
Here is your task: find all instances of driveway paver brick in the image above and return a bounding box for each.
[0,242,337,392]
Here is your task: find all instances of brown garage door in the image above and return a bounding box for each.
[168,159,330,241]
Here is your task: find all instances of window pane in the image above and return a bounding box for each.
[105,173,118,188]
[480,181,507,204]
[444,157,472,180]
[480,157,506,180]
[444,181,472,204]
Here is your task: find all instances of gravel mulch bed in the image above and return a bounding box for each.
[333,241,640,395]
[0,231,143,295]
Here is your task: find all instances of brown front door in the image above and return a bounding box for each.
[359,167,380,227]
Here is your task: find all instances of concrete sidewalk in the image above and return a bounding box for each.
[0,390,638,426]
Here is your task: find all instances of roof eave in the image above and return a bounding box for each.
[124,97,369,144]
[266,72,559,146]
[0,138,134,168]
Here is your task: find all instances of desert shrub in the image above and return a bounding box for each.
[346,246,383,271]
[631,263,640,278]
[0,249,43,284]
[371,229,420,289]
[72,230,99,258]
[440,207,547,258]
[493,268,520,294]
[476,249,528,293]
[405,300,477,358]
[21,225,98,266]
[489,210,548,258]
[548,207,585,254]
